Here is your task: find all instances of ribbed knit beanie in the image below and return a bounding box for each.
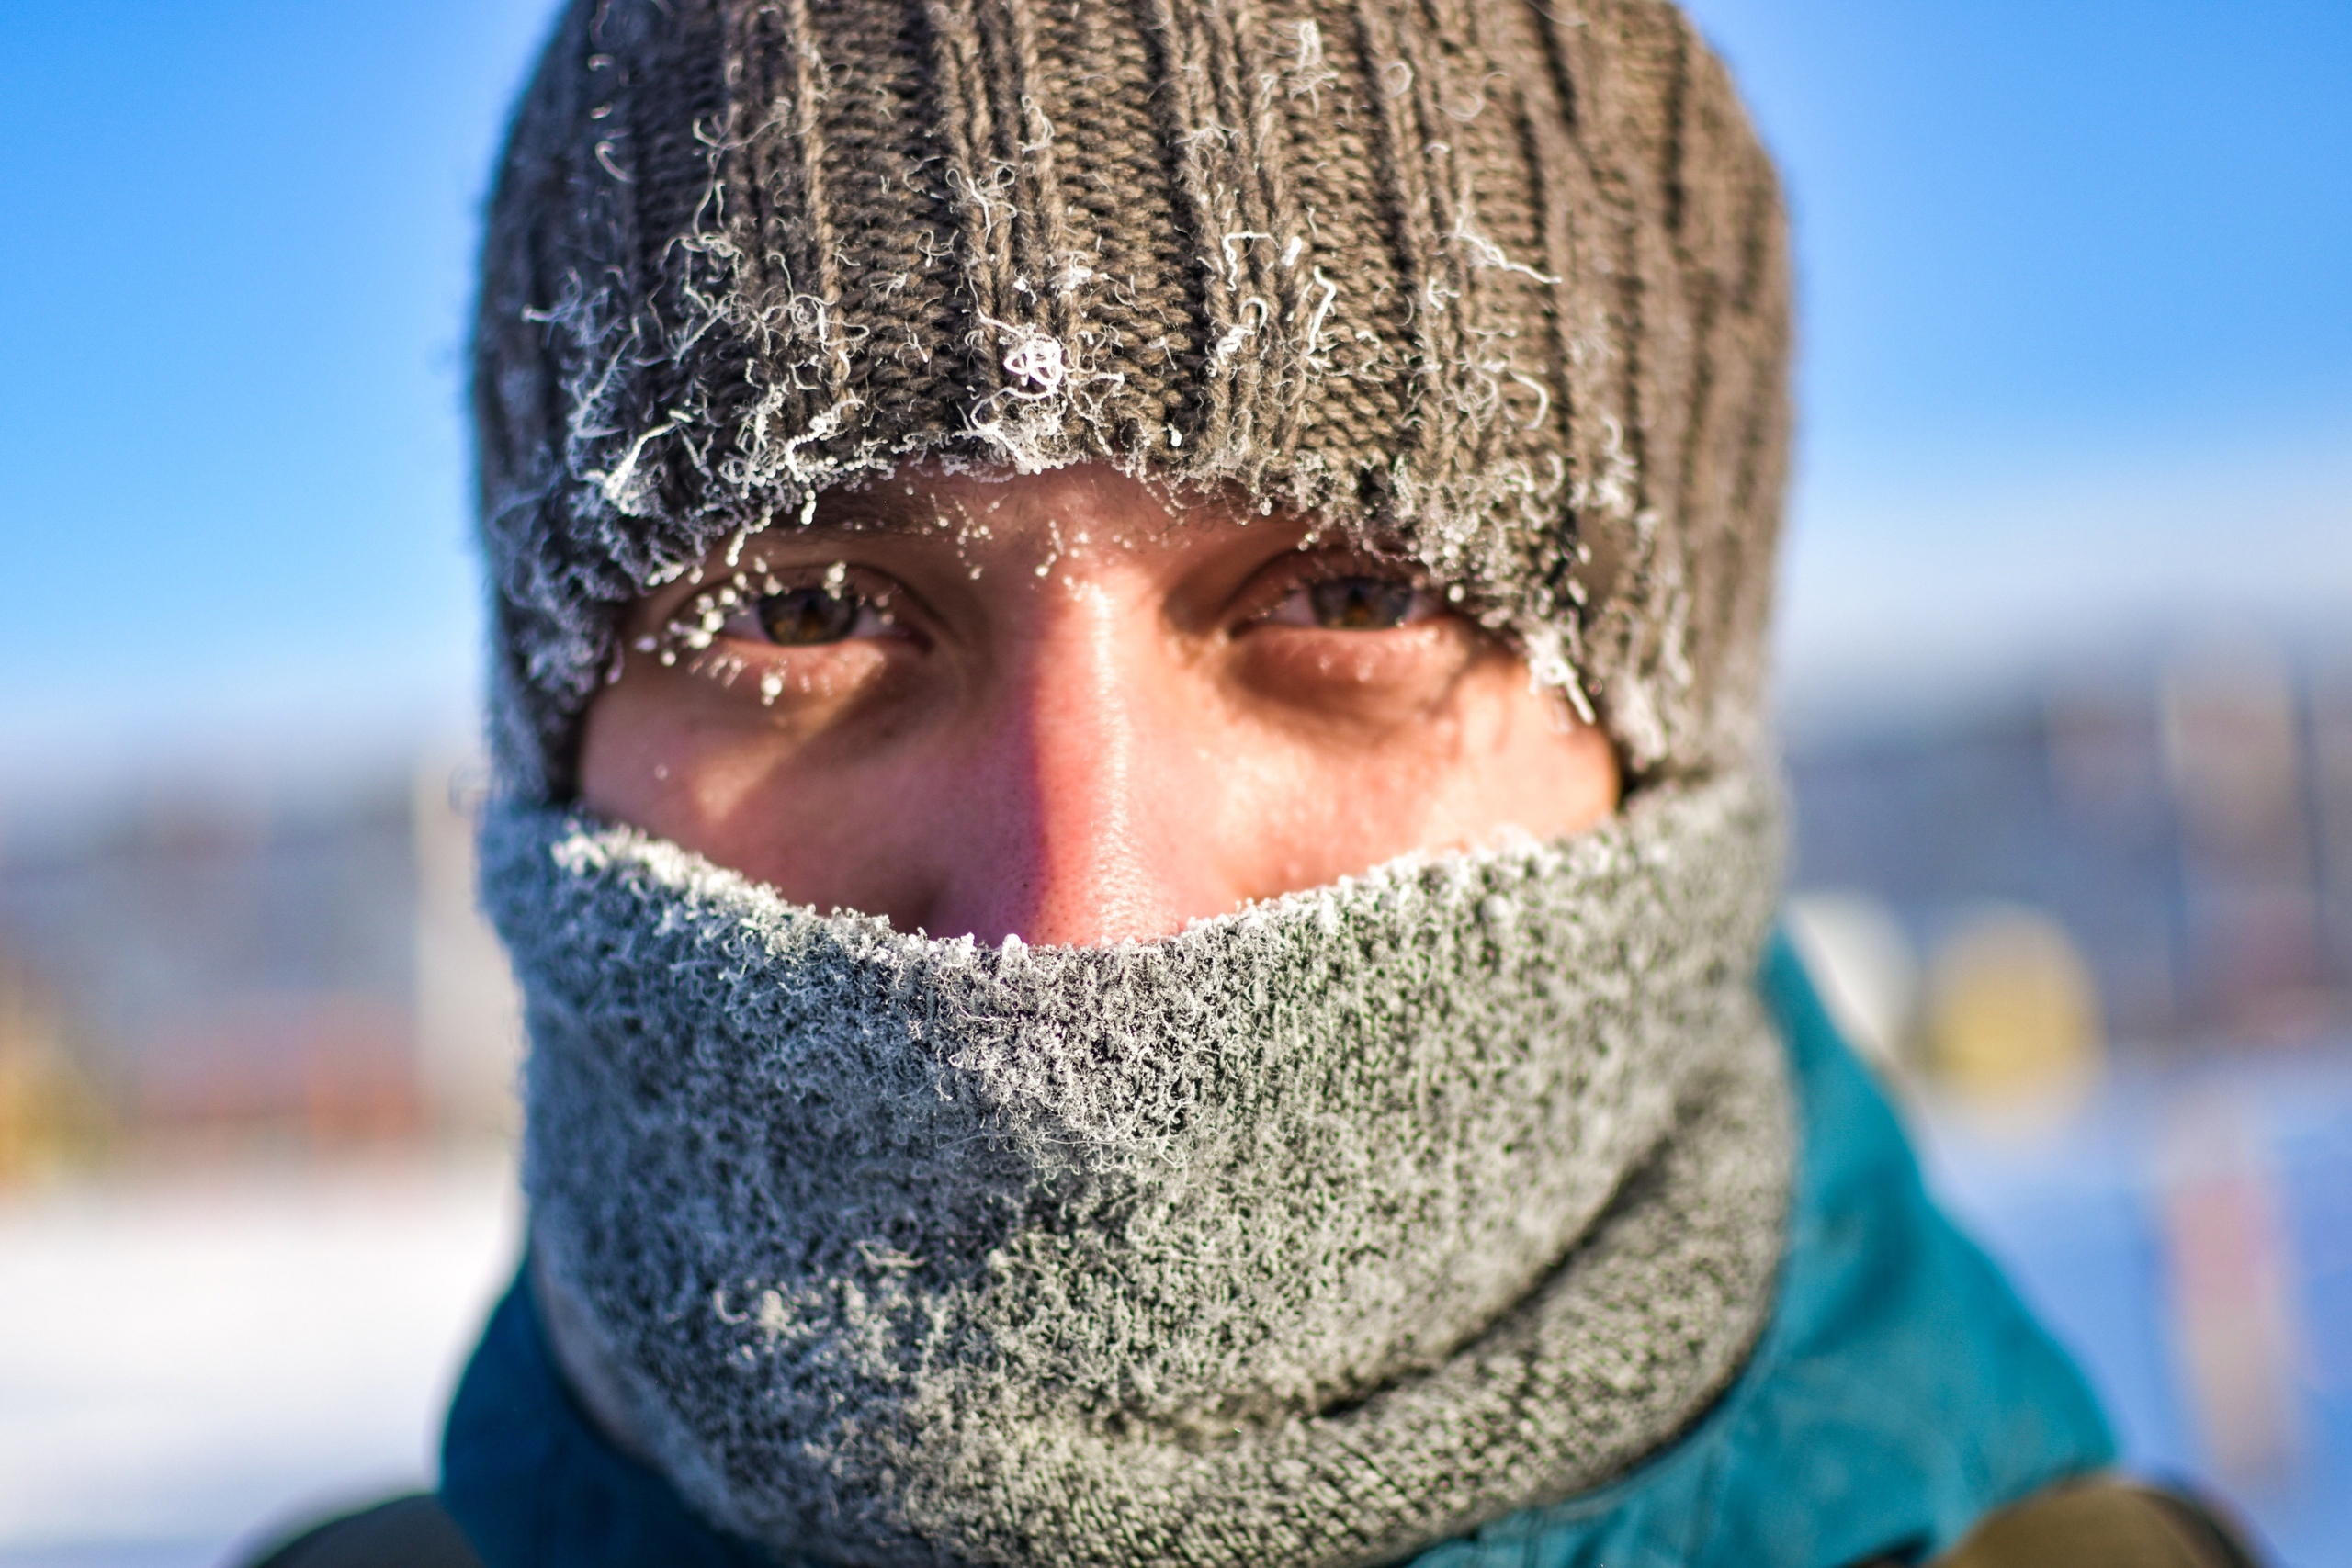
[474,0,1791,801]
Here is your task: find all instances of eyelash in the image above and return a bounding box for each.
[637,555,1456,705]
[1255,561,1449,632]
[639,563,903,680]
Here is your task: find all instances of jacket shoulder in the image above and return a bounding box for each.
[241,1494,484,1568]
[1934,1482,2263,1568]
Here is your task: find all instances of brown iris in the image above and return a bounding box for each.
[1307,577,1418,630]
[756,586,862,646]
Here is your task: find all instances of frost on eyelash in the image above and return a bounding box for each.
[639,558,897,700]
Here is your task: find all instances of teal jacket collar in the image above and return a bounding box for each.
[439,935,2112,1568]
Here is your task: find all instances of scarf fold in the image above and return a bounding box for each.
[477,775,1794,1565]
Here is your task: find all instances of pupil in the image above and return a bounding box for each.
[1308,577,1415,630]
[757,587,859,646]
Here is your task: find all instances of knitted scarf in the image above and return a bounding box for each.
[480,772,1792,1568]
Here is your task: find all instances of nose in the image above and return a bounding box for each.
[920,585,1221,947]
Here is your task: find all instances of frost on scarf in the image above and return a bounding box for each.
[486,770,1793,1568]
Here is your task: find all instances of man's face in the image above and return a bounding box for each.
[580,463,1618,944]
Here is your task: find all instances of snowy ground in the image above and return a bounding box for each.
[0,1155,517,1568]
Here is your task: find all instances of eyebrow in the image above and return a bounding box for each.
[752,489,1009,547]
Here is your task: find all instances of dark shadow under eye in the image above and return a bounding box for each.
[1309,577,1418,630]
[757,586,860,646]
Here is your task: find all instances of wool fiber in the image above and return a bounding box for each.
[473,0,1792,798]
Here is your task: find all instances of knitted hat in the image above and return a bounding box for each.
[474,0,1791,800]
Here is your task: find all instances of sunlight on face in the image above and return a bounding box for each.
[578,463,1618,945]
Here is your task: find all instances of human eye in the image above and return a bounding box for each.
[1258,570,1448,631]
[735,576,899,647]
[639,562,911,677]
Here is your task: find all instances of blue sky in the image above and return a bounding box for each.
[1687,0,2352,716]
[1,0,2346,797]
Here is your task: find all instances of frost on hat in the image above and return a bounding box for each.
[473,0,1792,799]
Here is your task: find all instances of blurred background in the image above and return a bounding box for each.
[0,1,2346,1563]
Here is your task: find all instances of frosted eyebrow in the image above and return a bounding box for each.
[691,513,960,582]
[757,512,938,547]
[803,483,1010,537]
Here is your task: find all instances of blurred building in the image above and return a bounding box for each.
[0,949,107,1181]
[0,756,519,1176]
[413,753,526,1139]
[1786,643,2352,1063]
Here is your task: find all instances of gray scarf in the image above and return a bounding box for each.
[482,772,1792,1568]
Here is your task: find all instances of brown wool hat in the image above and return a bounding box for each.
[474,0,1792,800]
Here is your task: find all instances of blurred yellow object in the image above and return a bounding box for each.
[1924,907,2105,1111]
[0,958,108,1185]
